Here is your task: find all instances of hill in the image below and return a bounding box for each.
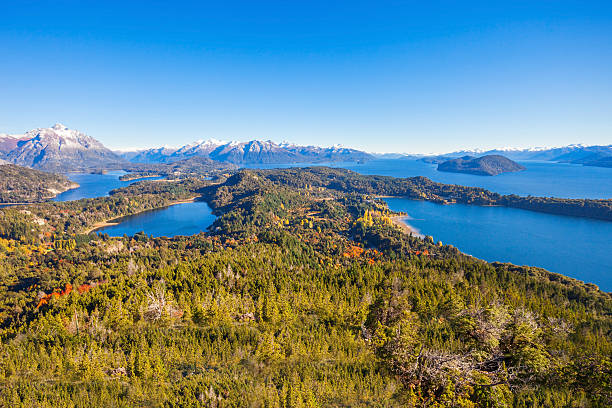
[437,154,526,176]
[0,164,78,203]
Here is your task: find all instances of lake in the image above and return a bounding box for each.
[96,201,216,237]
[57,160,611,202]
[250,159,612,199]
[53,171,163,201]
[384,197,612,291]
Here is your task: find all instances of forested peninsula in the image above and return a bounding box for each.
[0,164,78,203]
[259,167,612,221]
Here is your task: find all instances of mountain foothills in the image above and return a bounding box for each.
[437,155,526,176]
[0,167,611,407]
[0,164,78,203]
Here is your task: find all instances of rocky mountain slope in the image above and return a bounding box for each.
[437,154,526,176]
[0,124,125,171]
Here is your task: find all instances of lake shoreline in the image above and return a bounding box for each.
[118,174,163,182]
[84,196,200,234]
[391,215,423,238]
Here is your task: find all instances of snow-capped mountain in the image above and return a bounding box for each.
[120,139,373,165]
[0,124,125,171]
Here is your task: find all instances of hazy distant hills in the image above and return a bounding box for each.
[437,155,526,176]
[0,124,125,171]
[443,145,612,168]
[121,139,373,165]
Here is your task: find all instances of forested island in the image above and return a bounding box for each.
[0,164,78,203]
[0,167,610,406]
[437,155,526,176]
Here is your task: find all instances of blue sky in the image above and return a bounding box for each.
[1,1,611,153]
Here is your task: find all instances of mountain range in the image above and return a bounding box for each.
[121,139,373,165]
[1,124,610,171]
[0,125,373,171]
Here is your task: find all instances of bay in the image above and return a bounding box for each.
[384,197,612,291]
[53,171,163,202]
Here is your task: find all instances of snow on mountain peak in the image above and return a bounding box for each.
[52,123,68,131]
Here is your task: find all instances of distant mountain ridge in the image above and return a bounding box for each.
[121,139,373,165]
[0,124,125,171]
[437,144,612,168]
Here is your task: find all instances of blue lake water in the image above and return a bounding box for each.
[96,201,216,237]
[384,197,612,291]
[53,171,163,202]
[341,159,612,198]
[249,159,612,199]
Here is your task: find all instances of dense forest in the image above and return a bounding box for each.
[0,164,78,203]
[0,168,610,407]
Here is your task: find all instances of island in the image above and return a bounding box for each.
[437,154,526,176]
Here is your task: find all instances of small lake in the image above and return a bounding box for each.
[384,197,612,291]
[53,171,163,202]
[96,201,216,237]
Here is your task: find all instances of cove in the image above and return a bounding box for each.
[53,171,163,202]
[96,201,216,237]
[384,197,612,292]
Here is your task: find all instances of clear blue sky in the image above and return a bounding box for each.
[1,1,611,153]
